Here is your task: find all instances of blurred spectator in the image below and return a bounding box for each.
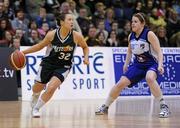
[169,32,180,47]
[113,0,125,24]
[104,8,115,33]
[37,22,50,39]
[172,0,180,20]
[157,1,167,18]
[3,0,15,20]
[26,0,43,15]
[93,2,106,25]
[28,29,41,46]
[133,0,144,14]
[143,0,153,17]
[85,26,101,46]
[111,20,122,36]
[77,7,91,36]
[0,30,13,47]
[96,31,106,46]
[106,30,120,47]
[156,26,169,47]
[123,1,133,20]
[76,0,92,17]
[118,20,131,47]
[0,1,6,19]
[36,7,50,28]
[10,36,21,50]
[13,0,26,12]
[0,18,15,39]
[11,9,29,35]
[28,20,38,34]
[83,0,96,14]
[96,20,108,41]
[67,0,79,19]
[43,0,60,13]
[166,9,180,38]
[14,28,29,46]
[149,8,167,27]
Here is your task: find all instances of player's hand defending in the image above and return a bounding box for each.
[158,65,164,75]
[83,58,89,65]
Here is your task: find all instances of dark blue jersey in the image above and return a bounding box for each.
[41,28,77,68]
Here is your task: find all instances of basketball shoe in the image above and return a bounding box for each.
[32,108,40,118]
[159,104,170,118]
[95,104,109,115]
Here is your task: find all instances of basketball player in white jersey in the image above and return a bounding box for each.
[95,13,170,118]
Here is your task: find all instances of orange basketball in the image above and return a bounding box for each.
[10,50,26,70]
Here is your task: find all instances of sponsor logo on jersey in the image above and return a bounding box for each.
[53,45,74,52]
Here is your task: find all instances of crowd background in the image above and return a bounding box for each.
[0,0,180,88]
[0,0,180,49]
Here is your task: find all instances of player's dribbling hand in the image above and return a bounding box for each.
[158,65,164,75]
[83,58,89,65]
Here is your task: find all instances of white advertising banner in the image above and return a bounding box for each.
[21,47,115,100]
[21,46,180,101]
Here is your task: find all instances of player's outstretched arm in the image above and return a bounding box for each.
[22,30,55,55]
[74,31,89,65]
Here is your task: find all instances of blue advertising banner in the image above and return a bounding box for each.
[112,48,150,96]
[158,48,180,95]
[112,48,180,96]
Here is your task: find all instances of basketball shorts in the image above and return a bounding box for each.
[123,63,158,87]
[35,65,71,84]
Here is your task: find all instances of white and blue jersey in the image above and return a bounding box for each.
[123,27,159,86]
[130,27,158,64]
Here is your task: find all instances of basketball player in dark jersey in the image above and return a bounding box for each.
[95,13,170,118]
[22,13,89,118]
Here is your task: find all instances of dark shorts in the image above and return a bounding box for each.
[123,63,158,87]
[35,64,71,84]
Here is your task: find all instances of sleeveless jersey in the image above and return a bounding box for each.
[129,27,158,64]
[41,28,77,67]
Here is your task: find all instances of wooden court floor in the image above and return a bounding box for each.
[0,97,180,128]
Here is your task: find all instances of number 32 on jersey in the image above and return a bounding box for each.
[58,52,71,60]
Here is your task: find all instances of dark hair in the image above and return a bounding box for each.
[55,12,71,25]
[96,31,105,39]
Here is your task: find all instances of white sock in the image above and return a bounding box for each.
[105,96,115,107]
[34,97,45,110]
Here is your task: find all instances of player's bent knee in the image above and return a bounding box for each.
[116,76,130,89]
[145,76,155,84]
[32,82,45,93]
